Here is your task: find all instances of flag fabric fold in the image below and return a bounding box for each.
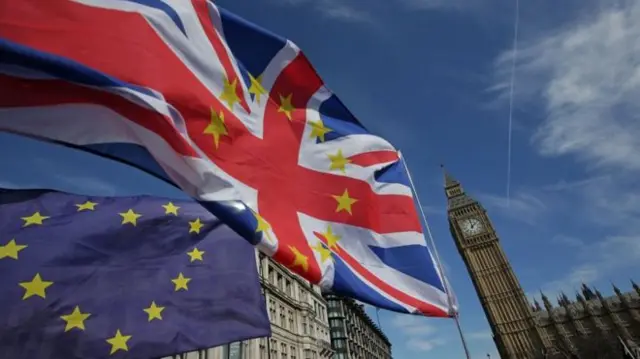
[0,0,454,316]
[0,189,270,359]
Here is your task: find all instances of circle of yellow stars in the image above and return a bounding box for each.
[3,200,210,356]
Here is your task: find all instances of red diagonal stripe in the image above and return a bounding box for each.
[314,231,449,317]
[191,0,250,113]
[349,150,399,167]
[0,74,198,158]
[0,0,259,152]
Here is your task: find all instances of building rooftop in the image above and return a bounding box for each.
[323,293,391,346]
[531,281,640,319]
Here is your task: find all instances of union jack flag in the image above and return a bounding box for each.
[0,0,455,317]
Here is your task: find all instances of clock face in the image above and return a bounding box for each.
[458,217,485,237]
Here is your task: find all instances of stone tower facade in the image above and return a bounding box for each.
[444,168,640,359]
[443,168,546,358]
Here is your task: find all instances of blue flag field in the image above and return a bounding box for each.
[0,189,270,358]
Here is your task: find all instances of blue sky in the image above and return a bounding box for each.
[2,0,640,358]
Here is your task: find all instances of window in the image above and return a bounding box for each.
[302,317,308,335]
[259,339,266,359]
[281,343,287,359]
[268,266,274,283]
[286,279,292,296]
[269,300,276,322]
[290,346,297,359]
[271,339,278,357]
[277,273,283,289]
[288,310,294,330]
[221,341,243,359]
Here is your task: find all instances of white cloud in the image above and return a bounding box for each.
[391,315,437,335]
[551,234,584,247]
[272,0,371,23]
[391,315,446,351]
[468,330,493,341]
[478,191,546,225]
[320,2,370,21]
[533,234,640,299]
[407,337,446,351]
[495,0,640,173]
[400,0,492,11]
[491,0,640,299]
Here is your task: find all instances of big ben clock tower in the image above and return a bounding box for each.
[443,167,547,358]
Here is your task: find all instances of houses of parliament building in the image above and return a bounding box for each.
[443,169,640,359]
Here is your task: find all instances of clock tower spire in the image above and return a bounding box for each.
[443,167,546,358]
[441,165,476,209]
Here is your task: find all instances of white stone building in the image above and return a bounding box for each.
[166,252,333,359]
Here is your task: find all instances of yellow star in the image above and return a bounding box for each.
[203,108,228,149]
[187,247,205,262]
[278,93,294,121]
[220,76,240,109]
[189,218,204,234]
[106,329,131,355]
[248,73,267,104]
[288,245,309,272]
[60,306,91,332]
[22,212,49,227]
[308,119,332,142]
[162,202,180,216]
[328,149,351,173]
[0,239,27,260]
[19,273,53,300]
[312,242,332,263]
[333,189,358,215]
[322,225,342,251]
[119,209,141,226]
[76,201,98,211]
[172,273,191,291]
[143,301,165,321]
[252,211,273,243]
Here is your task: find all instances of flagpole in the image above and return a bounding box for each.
[398,151,472,359]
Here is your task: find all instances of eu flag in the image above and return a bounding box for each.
[0,189,270,358]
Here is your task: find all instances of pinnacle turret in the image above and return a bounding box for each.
[441,164,460,189]
[581,283,596,300]
[612,283,622,296]
[534,299,542,311]
[540,291,553,310]
[595,289,603,299]
[632,279,639,294]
